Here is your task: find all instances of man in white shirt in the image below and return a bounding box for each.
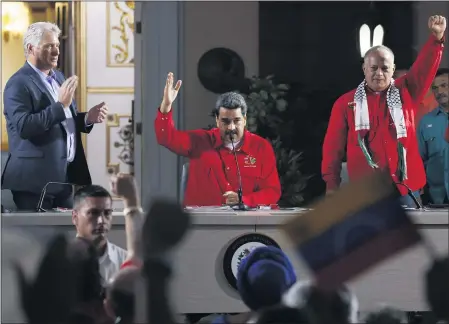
[2,21,108,210]
[72,185,127,285]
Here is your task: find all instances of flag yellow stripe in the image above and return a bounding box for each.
[281,171,397,246]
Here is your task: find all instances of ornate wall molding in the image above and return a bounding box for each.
[87,87,134,94]
[106,1,134,67]
[106,114,134,175]
[75,1,88,156]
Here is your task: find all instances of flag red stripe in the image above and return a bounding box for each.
[315,222,421,290]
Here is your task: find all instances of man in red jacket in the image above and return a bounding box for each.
[322,15,446,207]
[154,73,281,207]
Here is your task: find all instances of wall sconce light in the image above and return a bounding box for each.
[359,24,385,57]
[2,2,30,43]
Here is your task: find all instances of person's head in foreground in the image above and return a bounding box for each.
[364,306,408,324]
[237,246,297,311]
[104,266,140,324]
[250,305,310,324]
[72,185,113,255]
[425,257,449,322]
[283,280,359,324]
[214,92,248,145]
[363,45,396,92]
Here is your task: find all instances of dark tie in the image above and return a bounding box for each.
[444,125,449,143]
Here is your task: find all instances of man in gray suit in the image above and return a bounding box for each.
[2,22,108,211]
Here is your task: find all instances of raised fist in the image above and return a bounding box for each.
[110,173,138,203]
[428,15,446,39]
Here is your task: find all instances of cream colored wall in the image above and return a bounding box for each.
[84,2,134,208]
[1,34,25,151]
[183,2,259,130]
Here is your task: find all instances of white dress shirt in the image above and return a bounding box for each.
[98,240,128,285]
[27,61,77,162]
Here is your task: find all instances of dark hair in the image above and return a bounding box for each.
[73,185,112,208]
[436,68,449,77]
[110,289,134,321]
[365,307,407,324]
[67,237,104,303]
[213,92,247,117]
[256,305,309,324]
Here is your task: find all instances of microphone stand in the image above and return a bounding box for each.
[395,182,424,210]
[36,182,74,212]
[229,133,250,211]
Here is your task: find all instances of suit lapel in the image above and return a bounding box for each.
[27,68,56,104]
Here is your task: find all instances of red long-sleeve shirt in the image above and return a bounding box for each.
[155,110,281,207]
[322,35,444,196]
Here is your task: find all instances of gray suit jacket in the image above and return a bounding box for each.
[1,62,92,194]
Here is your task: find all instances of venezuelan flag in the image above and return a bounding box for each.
[281,171,421,290]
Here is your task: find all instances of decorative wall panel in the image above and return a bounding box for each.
[106,1,135,67]
[105,113,133,175]
[85,2,134,88]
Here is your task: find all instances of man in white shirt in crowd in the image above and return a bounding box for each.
[72,185,127,285]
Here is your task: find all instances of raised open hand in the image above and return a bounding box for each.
[161,72,182,113]
[428,15,446,39]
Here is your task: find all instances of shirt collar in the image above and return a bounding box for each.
[99,240,118,263]
[75,235,114,262]
[212,128,252,153]
[27,60,56,82]
[433,106,448,116]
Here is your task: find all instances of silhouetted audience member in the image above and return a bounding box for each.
[237,246,297,311]
[141,199,192,324]
[251,305,310,324]
[104,266,139,324]
[425,257,449,322]
[15,234,77,324]
[283,280,358,324]
[66,237,113,324]
[365,307,408,324]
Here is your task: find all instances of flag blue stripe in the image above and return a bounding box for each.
[297,195,410,272]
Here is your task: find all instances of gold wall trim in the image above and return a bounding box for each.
[87,87,134,94]
[75,2,87,156]
[106,113,131,175]
[106,1,135,67]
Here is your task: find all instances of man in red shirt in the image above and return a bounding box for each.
[322,15,446,206]
[155,73,281,207]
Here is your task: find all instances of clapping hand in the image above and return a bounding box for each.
[58,75,78,107]
[428,15,446,40]
[86,102,108,124]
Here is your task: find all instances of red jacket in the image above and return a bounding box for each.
[155,110,281,207]
[322,35,444,196]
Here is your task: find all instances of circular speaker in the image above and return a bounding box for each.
[222,233,280,290]
[197,47,245,94]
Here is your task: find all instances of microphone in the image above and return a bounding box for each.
[394,182,424,210]
[36,182,75,212]
[227,130,250,211]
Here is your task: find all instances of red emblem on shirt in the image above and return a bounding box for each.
[244,155,257,167]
